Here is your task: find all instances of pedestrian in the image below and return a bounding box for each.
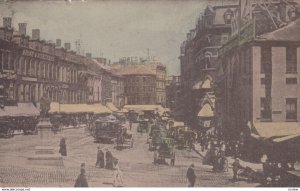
[95,146,105,168]
[81,163,85,171]
[129,120,132,130]
[106,149,113,169]
[232,158,242,181]
[113,160,124,187]
[74,168,89,187]
[59,137,67,156]
[186,163,196,187]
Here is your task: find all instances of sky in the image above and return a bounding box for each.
[0,0,238,75]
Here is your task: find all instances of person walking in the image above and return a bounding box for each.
[129,120,132,131]
[186,163,196,187]
[95,146,105,168]
[113,160,124,187]
[106,149,113,169]
[59,137,67,156]
[74,168,89,187]
[232,158,242,181]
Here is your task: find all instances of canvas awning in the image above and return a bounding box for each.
[197,103,214,117]
[106,102,119,112]
[192,80,203,90]
[0,103,40,117]
[123,105,165,113]
[49,103,111,114]
[202,78,212,89]
[253,122,300,139]
[49,102,60,113]
[192,78,212,90]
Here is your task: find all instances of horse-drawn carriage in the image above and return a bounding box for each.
[148,127,168,151]
[153,137,176,166]
[91,116,121,143]
[137,119,150,133]
[115,127,134,150]
[176,129,197,149]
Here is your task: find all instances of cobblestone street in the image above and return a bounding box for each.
[0,122,258,187]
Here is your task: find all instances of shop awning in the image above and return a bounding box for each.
[49,102,60,113]
[192,80,203,90]
[273,133,300,143]
[192,79,212,90]
[0,103,40,117]
[123,105,165,113]
[49,103,111,114]
[253,122,300,139]
[202,78,212,89]
[197,103,214,117]
[106,102,119,112]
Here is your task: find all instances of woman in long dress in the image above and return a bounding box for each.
[113,160,124,187]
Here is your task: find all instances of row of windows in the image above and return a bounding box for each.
[261,98,297,121]
[126,77,154,84]
[125,86,155,94]
[260,78,298,85]
[0,52,79,84]
[127,96,154,105]
[261,46,298,74]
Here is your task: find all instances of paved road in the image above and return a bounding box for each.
[0,122,257,187]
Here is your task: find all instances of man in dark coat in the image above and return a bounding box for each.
[95,146,105,168]
[74,168,89,187]
[186,163,196,187]
[106,149,113,169]
[232,158,242,181]
[59,138,67,156]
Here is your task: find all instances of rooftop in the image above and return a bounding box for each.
[257,18,300,41]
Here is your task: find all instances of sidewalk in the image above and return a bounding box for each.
[193,143,263,171]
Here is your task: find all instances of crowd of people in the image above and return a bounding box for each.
[74,146,124,187]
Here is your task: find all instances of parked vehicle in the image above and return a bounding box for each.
[115,127,134,150]
[91,117,121,143]
[153,137,176,166]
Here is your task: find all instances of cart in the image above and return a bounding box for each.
[137,119,150,133]
[115,127,134,150]
[92,117,121,143]
[153,137,176,166]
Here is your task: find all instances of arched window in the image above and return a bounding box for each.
[224,9,233,25]
[26,58,30,76]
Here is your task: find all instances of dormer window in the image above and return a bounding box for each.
[288,7,296,21]
[224,9,234,25]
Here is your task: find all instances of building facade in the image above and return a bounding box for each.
[111,72,124,108]
[113,59,167,106]
[0,18,93,108]
[216,0,300,140]
[180,4,238,128]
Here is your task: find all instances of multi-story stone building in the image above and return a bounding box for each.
[216,0,300,142]
[180,4,238,129]
[0,18,89,108]
[115,65,157,105]
[166,75,184,120]
[111,72,124,108]
[113,59,167,106]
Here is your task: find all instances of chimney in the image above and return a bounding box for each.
[64,42,71,50]
[18,23,27,35]
[3,17,12,28]
[86,53,92,58]
[32,29,40,40]
[56,39,61,47]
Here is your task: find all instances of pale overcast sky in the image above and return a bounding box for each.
[1,0,237,75]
